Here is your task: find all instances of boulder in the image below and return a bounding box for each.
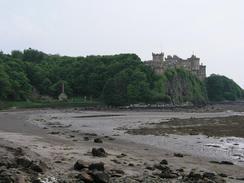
[91,148,107,157]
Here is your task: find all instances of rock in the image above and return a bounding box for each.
[116,153,127,158]
[0,158,16,169]
[110,169,125,175]
[92,171,109,183]
[89,162,105,171]
[111,159,121,164]
[16,156,32,168]
[220,161,234,165]
[209,160,234,165]
[236,177,244,181]
[154,164,170,171]
[218,173,228,177]
[94,138,103,143]
[76,171,93,182]
[203,172,216,180]
[74,160,89,171]
[84,133,97,137]
[154,164,178,179]
[189,131,199,135]
[160,171,178,179]
[92,148,107,157]
[145,166,155,171]
[128,163,134,167]
[160,159,168,165]
[0,170,15,183]
[176,168,184,172]
[84,137,89,141]
[174,153,184,158]
[186,171,202,181]
[49,131,60,135]
[30,161,46,173]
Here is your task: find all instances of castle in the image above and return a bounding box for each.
[144,53,206,80]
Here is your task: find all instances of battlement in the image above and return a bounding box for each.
[144,52,206,80]
[152,52,164,62]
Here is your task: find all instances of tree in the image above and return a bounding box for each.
[206,74,243,101]
[0,65,10,99]
[23,48,46,63]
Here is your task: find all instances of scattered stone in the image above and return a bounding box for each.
[220,161,234,165]
[218,173,228,177]
[184,170,226,183]
[92,171,109,183]
[76,171,93,182]
[92,148,107,157]
[30,161,46,173]
[84,137,90,141]
[176,168,184,173]
[160,159,168,165]
[145,166,155,171]
[236,177,244,181]
[49,131,60,135]
[94,138,103,143]
[189,131,199,135]
[110,169,125,175]
[160,171,178,179]
[89,162,105,171]
[186,171,202,181]
[111,159,121,164]
[174,153,184,158]
[74,160,88,171]
[116,153,127,158]
[203,172,216,179]
[16,156,32,168]
[84,133,97,137]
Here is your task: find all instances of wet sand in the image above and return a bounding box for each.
[0,108,244,182]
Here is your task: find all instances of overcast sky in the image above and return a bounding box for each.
[0,0,243,87]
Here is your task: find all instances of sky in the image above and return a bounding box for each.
[0,0,243,87]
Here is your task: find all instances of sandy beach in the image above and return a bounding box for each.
[0,108,244,182]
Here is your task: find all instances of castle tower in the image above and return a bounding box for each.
[188,55,200,71]
[152,52,164,62]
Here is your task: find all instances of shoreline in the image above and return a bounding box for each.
[0,108,244,182]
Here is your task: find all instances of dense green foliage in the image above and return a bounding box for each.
[0,49,242,106]
[206,74,243,101]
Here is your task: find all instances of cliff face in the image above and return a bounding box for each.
[162,68,208,105]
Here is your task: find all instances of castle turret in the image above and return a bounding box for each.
[188,55,200,71]
[152,52,164,62]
